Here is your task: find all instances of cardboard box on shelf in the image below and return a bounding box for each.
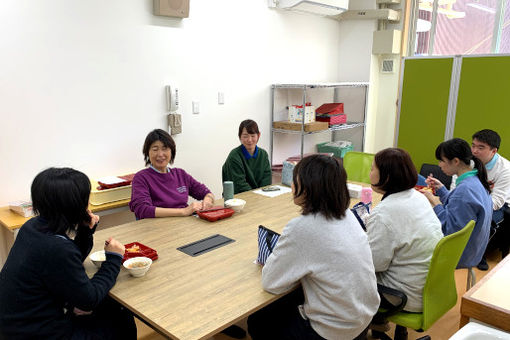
[273,121,329,132]
[288,104,315,123]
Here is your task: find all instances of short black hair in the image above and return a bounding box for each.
[238,120,260,138]
[373,148,417,194]
[31,167,91,235]
[435,138,491,193]
[472,129,501,150]
[292,154,350,220]
[142,129,176,166]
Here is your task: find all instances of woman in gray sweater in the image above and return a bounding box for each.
[247,155,380,340]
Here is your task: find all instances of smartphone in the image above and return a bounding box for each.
[262,186,280,192]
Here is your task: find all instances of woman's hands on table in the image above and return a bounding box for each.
[183,202,203,216]
[201,193,215,210]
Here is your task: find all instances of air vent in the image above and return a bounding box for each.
[337,9,400,21]
[381,59,395,73]
[268,0,349,17]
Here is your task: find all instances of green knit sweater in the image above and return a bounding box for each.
[222,145,272,194]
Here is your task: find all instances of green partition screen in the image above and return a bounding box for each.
[397,58,454,170]
[453,56,510,159]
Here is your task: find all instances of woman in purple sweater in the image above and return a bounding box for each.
[129,129,214,219]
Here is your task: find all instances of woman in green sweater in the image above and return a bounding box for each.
[222,119,272,194]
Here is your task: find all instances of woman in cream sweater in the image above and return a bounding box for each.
[367,148,443,314]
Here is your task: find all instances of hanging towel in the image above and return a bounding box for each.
[168,113,182,135]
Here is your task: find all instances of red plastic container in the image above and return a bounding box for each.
[97,174,135,190]
[414,185,435,195]
[271,164,283,173]
[123,242,158,263]
[197,208,235,222]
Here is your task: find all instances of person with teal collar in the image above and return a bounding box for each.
[222,119,271,194]
[421,138,492,268]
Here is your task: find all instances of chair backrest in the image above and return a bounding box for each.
[421,220,475,330]
[419,163,452,189]
[342,151,375,184]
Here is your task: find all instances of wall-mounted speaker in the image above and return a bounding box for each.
[154,0,189,18]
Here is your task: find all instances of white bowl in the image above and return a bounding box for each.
[224,198,246,212]
[89,250,106,268]
[123,257,152,277]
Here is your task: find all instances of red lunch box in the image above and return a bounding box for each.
[122,242,158,263]
[197,207,235,222]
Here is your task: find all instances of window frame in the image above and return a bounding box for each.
[408,0,508,56]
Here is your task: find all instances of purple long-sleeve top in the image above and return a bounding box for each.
[129,167,211,219]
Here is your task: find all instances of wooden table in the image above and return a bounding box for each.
[85,186,381,340]
[460,253,510,333]
[0,199,130,268]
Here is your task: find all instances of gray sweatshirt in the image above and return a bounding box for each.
[262,211,380,340]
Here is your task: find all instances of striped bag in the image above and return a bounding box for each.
[257,225,280,265]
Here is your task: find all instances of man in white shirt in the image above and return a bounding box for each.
[471,129,510,270]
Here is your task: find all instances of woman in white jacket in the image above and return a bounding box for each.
[247,154,380,340]
[367,148,443,337]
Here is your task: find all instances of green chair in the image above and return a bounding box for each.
[386,220,476,340]
[342,151,375,184]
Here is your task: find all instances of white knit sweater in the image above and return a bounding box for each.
[366,189,443,312]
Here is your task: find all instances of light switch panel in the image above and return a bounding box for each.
[192,101,199,114]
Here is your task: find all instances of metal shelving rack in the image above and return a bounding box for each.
[270,82,369,166]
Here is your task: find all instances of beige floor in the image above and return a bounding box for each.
[137,250,503,340]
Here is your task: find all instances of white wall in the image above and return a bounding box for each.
[0,0,344,205]
[368,0,407,153]
[367,54,401,152]
[337,0,376,82]
[336,0,378,153]
[337,0,406,154]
